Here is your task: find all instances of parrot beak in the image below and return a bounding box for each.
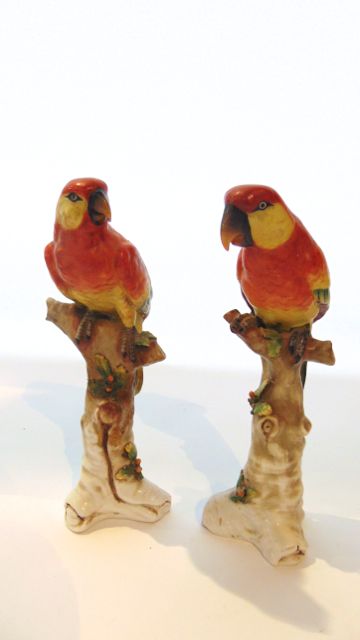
[88,189,111,225]
[220,204,253,250]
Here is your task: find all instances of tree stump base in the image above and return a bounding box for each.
[65,478,171,534]
[203,491,307,566]
[46,298,171,533]
[64,400,171,533]
[202,309,335,566]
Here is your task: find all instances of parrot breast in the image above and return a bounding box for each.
[238,218,329,328]
[50,219,151,327]
[54,224,147,295]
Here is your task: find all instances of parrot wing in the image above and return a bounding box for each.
[44,242,68,294]
[313,288,330,322]
[113,238,151,308]
[307,250,330,323]
[237,251,254,313]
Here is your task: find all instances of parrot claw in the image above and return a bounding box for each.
[75,308,115,343]
[121,327,137,363]
[288,326,310,363]
[75,309,95,342]
[229,312,259,335]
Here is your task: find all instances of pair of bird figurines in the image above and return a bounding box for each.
[45,178,334,566]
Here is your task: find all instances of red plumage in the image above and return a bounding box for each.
[45,178,151,330]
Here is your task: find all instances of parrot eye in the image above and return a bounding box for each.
[258,201,269,210]
[66,192,82,203]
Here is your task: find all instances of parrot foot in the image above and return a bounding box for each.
[75,309,95,342]
[226,311,259,335]
[121,327,137,362]
[75,308,113,342]
[288,326,311,363]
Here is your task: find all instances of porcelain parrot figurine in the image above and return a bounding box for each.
[203,184,334,564]
[220,185,330,380]
[45,177,152,354]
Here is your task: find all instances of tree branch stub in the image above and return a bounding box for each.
[46,298,166,369]
[224,308,335,366]
[46,297,170,532]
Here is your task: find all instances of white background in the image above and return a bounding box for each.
[0,0,359,371]
[1,3,360,639]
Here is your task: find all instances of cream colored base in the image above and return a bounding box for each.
[63,399,171,534]
[65,478,171,533]
[202,490,307,566]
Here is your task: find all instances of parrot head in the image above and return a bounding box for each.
[220,185,295,250]
[56,177,111,231]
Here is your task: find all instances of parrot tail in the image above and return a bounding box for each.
[134,367,144,395]
[300,361,307,387]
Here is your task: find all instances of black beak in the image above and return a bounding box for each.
[220,204,253,250]
[88,189,111,225]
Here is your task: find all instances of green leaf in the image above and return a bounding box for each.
[236,470,245,487]
[246,487,257,499]
[115,461,143,482]
[115,364,128,380]
[253,402,272,417]
[253,378,270,398]
[123,442,138,460]
[262,328,281,339]
[94,354,112,377]
[135,331,156,348]
[265,336,282,358]
[115,464,133,480]
[262,329,283,358]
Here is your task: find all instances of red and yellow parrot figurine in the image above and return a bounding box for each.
[45,178,152,349]
[220,185,330,368]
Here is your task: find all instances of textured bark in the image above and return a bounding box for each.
[46,298,171,532]
[202,309,335,566]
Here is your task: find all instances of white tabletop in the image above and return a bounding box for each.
[0,359,359,640]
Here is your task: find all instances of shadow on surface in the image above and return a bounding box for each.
[135,390,359,632]
[0,523,80,640]
[25,382,83,484]
[24,383,238,492]
[305,512,360,573]
[119,510,360,634]
[22,377,359,634]
[136,392,240,494]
